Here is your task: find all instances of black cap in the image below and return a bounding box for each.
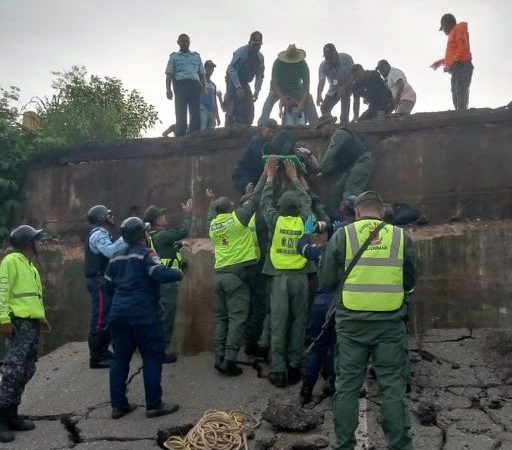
[204,60,216,67]
[439,13,456,31]
[354,191,384,208]
[143,205,166,225]
[262,130,296,156]
[376,59,390,71]
[262,118,278,129]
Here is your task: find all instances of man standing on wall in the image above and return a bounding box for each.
[144,200,193,363]
[430,13,473,110]
[84,205,127,369]
[200,60,221,130]
[317,43,354,126]
[225,31,265,126]
[165,34,206,137]
[319,191,416,450]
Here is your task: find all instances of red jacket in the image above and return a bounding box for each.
[443,22,472,69]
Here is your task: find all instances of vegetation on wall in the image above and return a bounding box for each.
[0,66,159,237]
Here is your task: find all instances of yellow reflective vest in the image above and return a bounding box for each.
[270,216,307,270]
[0,252,45,325]
[148,235,183,272]
[342,219,404,311]
[209,211,258,269]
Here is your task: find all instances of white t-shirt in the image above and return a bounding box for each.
[386,67,416,102]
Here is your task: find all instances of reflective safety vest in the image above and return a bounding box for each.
[209,211,258,269]
[0,252,45,325]
[342,219,404,312]
[148,234,183,272]
[270,216,307,270]
[248,214,261,261]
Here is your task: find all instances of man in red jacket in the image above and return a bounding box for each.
[430,13,473,110]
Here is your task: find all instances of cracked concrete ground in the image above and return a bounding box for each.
[4,329,512,449]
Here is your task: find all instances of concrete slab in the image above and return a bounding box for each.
[79,406,201,441]
[73,441,160,449]
[20,342,139,417]
[1,420,70,450]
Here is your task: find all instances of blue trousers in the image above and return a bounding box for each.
[85,277,112,362]
[110,323,165,410]
[303,291,336,387]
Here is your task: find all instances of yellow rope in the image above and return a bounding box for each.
[164,410,260,450]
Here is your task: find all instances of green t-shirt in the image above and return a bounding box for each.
[271,59,310,97]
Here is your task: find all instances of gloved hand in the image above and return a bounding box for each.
[304,216,317,235]
[331,220,343,233]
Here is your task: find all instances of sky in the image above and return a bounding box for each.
[1,0,511,137]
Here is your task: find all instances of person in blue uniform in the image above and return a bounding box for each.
[105,217,183,419]
[84,205,127,369]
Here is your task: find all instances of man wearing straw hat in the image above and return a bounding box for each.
[258,44,318,126]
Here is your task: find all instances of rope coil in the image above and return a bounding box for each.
[164,410,260,450]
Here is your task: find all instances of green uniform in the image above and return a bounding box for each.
[319,217,416,450]
[149,213,191,350]
[208,180,264,362]
[320,129,375,209]
[261,180,313,373]
[244,211,269,348]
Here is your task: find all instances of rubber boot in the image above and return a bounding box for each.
[218,360,243,377]
[89,335,111,369]
[287,366,303,386]
[0,409,15,443]
[6,406,35,431]
[300,383,313,405]
[214,354,224,372]
[268,372,287,388]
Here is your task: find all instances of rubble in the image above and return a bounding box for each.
[262,404,324,432]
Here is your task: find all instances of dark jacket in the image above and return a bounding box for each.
[232,134,266,194]
[105,244,182,326]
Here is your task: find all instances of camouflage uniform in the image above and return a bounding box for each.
[0,319,40,408]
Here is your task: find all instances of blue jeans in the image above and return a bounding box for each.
[86,277,112,362]
[303,291,336,387]
[110,323,165,410]
[200,105,216,130]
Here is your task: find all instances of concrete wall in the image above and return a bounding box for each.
[12,108,512,355]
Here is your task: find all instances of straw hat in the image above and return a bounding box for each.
[278,44,306,63]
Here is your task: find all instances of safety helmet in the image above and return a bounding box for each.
[9,225,45,249]
[87,205,112,225]
[120,217,150,244]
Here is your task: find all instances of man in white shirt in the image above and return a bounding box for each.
[376,60,416,115]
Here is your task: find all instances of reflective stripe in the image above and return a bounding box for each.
[344,284,404,293]
[110,253,144,263]
[346,223,360,253]
[345,223,402,269]
[346,257,403,267]
[390,227,401,259]
[12,292,40,298]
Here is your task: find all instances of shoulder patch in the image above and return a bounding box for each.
[148,250,162,264]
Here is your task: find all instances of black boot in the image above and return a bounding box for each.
[6,406,35,432]
[89,335,111,369]
[300,384,313,405]
[322,377,335,398]
[218,360,243,377]
[214,355,224,372]
[0,409,14,443]
[268,372,287,388]
[287,366,303,385]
